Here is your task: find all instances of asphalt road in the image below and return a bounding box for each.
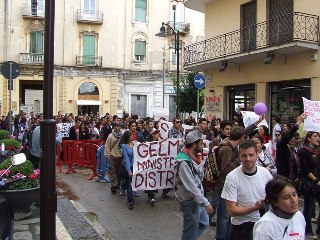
[57,169,215,240]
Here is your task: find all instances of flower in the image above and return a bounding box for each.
[0,139,21,152]
[0,169,10,177]
[0,158,40,191]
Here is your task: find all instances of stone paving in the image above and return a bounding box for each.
[11,196,104,240]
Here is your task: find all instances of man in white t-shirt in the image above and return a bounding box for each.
[221,139,273,240]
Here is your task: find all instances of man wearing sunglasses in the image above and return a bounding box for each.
[168,117,184,139]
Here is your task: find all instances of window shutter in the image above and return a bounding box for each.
[30,31,43,53]
[135,41,146,56]
[135,0,147,21]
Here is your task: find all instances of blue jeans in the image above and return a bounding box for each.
[123,174,133,204]
[215,188,230,240]
[181,203,209,240]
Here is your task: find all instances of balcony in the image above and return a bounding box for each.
[165,21,190,36]
[184,0,214,13]
[76,56,102,67]
[77,10,104,24]
[184,12,320,71]
[22,4,45,19]
[19,53,44,64]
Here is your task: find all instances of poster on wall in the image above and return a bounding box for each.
[205,95,222,113]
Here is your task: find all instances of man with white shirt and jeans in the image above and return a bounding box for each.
[221,139,273,240]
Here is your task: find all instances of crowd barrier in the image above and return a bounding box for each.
[60,139,105,180]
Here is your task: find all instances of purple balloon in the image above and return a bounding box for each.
[254,102,267,115]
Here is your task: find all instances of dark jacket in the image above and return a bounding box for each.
[79,128,91,140]
[69,126,78,140]
[276,125,299,178]
[298,146,317,177]
[100,124,112,140]
[215,139,240,189]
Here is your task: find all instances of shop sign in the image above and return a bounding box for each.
[206,96,222,112]
[165,86,175,94]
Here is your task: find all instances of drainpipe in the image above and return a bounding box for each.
[123,0,127,113]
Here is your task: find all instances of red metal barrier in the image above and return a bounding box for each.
[56,144,62,172]
[61,140,104,179]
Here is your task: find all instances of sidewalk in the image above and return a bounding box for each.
[12,196,108,240]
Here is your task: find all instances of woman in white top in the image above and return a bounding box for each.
[252,135,277,175]
[253,175,305,240]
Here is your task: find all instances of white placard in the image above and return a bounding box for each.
[303,97,320,132]
[241,111,268,128]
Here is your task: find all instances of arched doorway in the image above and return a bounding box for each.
[77,82,100,115]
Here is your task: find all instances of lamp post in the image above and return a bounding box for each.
[156,22,180,117]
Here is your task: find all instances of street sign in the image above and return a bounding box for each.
[1,61,20,79]
[194,74,205,89]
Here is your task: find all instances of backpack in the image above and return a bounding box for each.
[176,160,197,177]
[203,146,221,181]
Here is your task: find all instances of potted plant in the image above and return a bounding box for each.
[0,158,40,212]
[0,130,10,140]
[0,139,21,153]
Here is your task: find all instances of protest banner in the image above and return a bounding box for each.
[241,111,268,128]
[151,107,169,121]
[303,97,320,132]
[57,123,73,138]
[159,120,194,140]
[132,138,181,191]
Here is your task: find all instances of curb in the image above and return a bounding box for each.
[56,216,73,240]
[70,200,115,240]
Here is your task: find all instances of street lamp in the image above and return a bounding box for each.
[156,22,180,117]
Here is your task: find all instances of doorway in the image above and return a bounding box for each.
[131,95,147,118]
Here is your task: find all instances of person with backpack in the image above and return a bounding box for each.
[105,122,123,194]
[174,130,214,240]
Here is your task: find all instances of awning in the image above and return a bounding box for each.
[76,100,102,105]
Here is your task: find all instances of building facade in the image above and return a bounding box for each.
[0,0,204,119]
[184,0,320,125]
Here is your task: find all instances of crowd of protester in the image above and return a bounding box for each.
[6,109,320,239]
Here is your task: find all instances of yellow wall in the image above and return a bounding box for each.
[204,51,320,118]
[295,0,320,16]
[0,74,119,116]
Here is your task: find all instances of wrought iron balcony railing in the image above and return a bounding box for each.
[184,12,319,66]
[22,4,45,18]
[166,21,190,35]
[76,55,103,67]
[19,53,44,64]
[77,9,104,24]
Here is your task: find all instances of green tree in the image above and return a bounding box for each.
[173,71,204,114]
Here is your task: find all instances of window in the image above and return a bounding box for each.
[135,0,147,22]
[30,31,43,53]
[84,0,96,10]
[31,0,44,16]
[82,35,96,65]
[270,80,310,126]
[34,100,40,113]
[84,0,96,20]
[228,85,255,119]
[78,82,99,95]
[134,40,146,62]
[171,51,182,65]
[170,40,182,65]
